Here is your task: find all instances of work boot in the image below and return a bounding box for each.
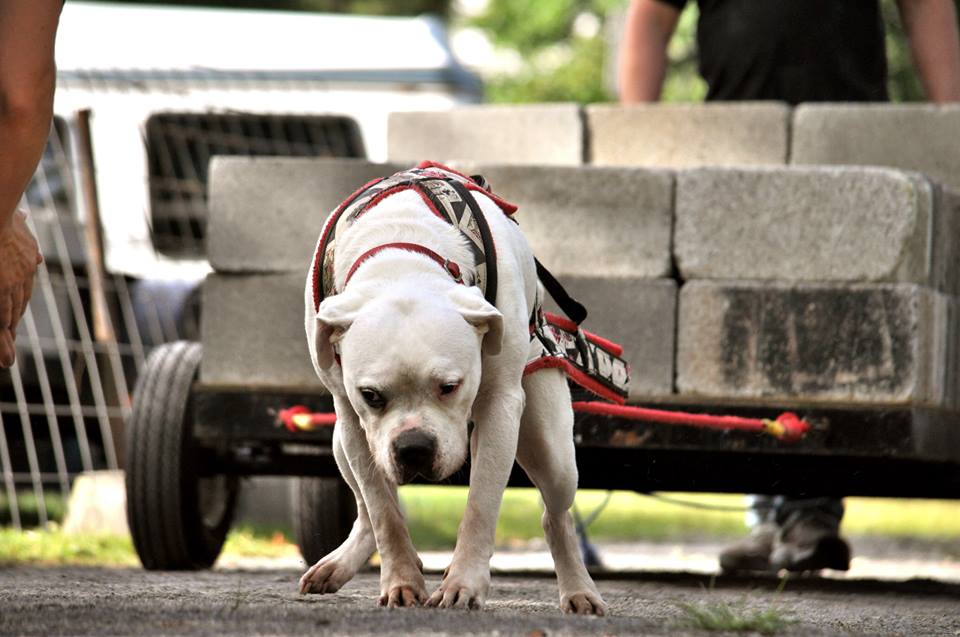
[718,523,777,573]
[769,511,850,572]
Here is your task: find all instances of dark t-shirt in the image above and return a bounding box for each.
[657,0,889,103]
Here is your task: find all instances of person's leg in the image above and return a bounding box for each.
[770,497,849,572]
[720,495,849,573]
[719,495,780,572]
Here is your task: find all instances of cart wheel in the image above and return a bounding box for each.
[126,341,238,570]
[293,477,356,565]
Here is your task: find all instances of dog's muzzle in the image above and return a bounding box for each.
[392,429,438,484]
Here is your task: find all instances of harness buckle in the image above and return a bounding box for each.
[444,259,463,282]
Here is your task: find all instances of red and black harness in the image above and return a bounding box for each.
[311,161,631,405]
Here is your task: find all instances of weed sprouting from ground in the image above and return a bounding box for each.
[675,574,795,635]
[678,600,795,635]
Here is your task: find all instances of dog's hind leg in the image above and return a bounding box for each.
[515,369,607,615]
[299,423,377,595]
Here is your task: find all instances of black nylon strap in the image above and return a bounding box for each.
[535,258,588,325]
[447,180,498,308]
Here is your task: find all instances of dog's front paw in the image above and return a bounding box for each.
[299,554,356,595]
[378,565,428,608]
[560,590,607,616]
[426,566,490,610]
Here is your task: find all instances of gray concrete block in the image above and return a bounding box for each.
[792,104,960,192]
[677,281,960,408]
[455,164,674,278]
[674,167,960,292]
[208,158,403,273]
[388,105,584,165]
[543,276,676,399]
[201,272,323,389]
[587,102,789,167]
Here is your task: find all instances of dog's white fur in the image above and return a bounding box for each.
[301,187,606,614]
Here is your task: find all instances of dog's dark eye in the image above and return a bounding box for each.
[359,387,386,409]
[439,382,460,396]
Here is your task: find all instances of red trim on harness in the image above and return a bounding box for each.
[523,357,626,405]
[416,160,474,181]
[312,177,385,312]
[415,160,518,215]
[361,184,448,223]
[343,242,464,290]
[543,312,625,358]
[464,182,518,215]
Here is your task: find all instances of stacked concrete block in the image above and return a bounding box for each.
[388,104,584,165]
[674,165,960,411]
[674,167,960,294]
[200,272,320,389]
[207,157,403,273]
[455,164,677,397]
[677,281,959,409]
[792,104,960,192]
[586,102,790,167]
[203,158,405,388]
[204,157,678,397]
[456,164,673,278]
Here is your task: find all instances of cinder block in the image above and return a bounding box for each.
[388,105,584,165]
[207,158,403,273]
[543,276,676,399]
[674,167,960,294]
[200,272,678,399]
[792,104,960,192]
[677,281,960,408]
[455,164,674,278]
[201,272,322,389]
[587,103,789,167]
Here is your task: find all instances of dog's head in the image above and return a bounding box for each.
[314,284,502,484]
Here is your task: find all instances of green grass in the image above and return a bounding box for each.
[3,488,960,565]
[401,487,960,549]
[0,525,298,567]
[402,487,750,549]
[678,600,795,635]
[0,526,138,567]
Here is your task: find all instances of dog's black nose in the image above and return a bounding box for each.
[392,429,437,482]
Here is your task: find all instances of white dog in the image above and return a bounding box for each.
[300,162,607,614]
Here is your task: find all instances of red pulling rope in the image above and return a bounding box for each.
[278,405,336,432]
[570,402,809,443]
[278,402,810,442]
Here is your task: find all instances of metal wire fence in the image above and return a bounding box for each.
[0,108,363,529]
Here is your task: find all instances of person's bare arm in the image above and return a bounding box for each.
[897,0,960,102]
[0,0,61,366]
[618,0,682,102]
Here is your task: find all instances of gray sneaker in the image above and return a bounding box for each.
[719,523,777,573]
[769,511,851,572]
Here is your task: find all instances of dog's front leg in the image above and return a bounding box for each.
[427,384,523,610]
[335,399,427,607]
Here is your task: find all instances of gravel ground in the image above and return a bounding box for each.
[2,565,959,636]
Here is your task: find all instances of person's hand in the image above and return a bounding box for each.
[0,210,43,367]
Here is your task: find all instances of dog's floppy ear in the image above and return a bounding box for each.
[314,291,365,369]
[448,286,503,356]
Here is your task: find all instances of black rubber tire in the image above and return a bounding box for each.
[293,476,356,565]
[125,341,238,570]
